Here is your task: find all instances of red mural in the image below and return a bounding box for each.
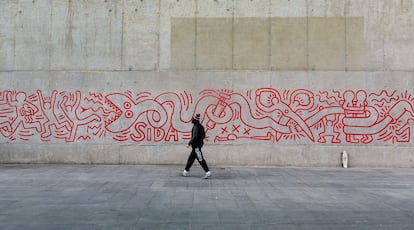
[1,89,414,144]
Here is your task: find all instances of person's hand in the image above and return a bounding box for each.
[186,144,190,148]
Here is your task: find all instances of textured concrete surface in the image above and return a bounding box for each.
[0,164,413,229]
[1,0,414,71]
[171,17,365,70]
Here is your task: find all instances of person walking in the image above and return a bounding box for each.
[182,113,211,179]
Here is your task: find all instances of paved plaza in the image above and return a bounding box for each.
[0,164,413,229]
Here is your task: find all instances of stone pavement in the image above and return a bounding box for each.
[0,164,413,230]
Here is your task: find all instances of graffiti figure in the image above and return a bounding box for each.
[318,114,341,144]
[254,88,314,141]
[54,91,101,142]
[37,90,61,140]
[0,91,41,139]
[341,90,372,143]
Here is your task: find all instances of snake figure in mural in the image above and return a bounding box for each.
[1,88,414,144]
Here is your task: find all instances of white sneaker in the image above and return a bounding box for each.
[182,170,188,177]
[203,171,211,179]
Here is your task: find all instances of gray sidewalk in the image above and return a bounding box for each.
[0,164,413,230]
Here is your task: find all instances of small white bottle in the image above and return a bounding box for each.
[342,151,348,168]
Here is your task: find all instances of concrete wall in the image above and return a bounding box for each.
[1,0,413,167]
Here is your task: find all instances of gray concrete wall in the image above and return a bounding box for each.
[1,0,414,167]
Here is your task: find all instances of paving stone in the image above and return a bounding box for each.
[0,164,413,229]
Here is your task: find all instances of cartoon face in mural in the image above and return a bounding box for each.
[104,92,168,133]
[104,93,130,133]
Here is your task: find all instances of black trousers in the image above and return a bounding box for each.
[185,147,209,172]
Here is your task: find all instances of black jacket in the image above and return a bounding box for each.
[188,122,204,148]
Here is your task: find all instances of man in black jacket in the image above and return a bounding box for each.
[182,113,211,179]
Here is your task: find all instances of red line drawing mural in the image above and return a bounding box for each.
[1,89,414,144]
